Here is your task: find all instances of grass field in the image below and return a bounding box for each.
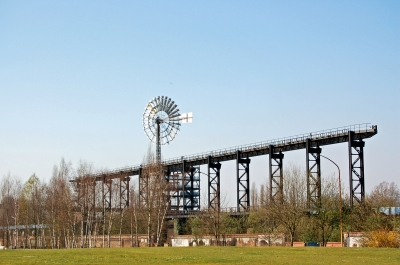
[1,247,399,265]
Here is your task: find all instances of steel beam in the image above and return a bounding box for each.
[306,138,322,209]
[348,131,365,207]
[208,156,221,211]
[237,151,251,212]
[269,145,284,203]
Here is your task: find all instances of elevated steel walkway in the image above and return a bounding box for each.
[87,123,376,178]
[71,123,377,214]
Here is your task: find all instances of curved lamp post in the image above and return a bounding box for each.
[320,155,343,247]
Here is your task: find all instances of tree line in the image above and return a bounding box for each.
[1,154,399,249]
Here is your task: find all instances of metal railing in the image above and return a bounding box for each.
[164,123,373,164]
[91,123,373,176]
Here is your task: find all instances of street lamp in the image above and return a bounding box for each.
[320,155,343,247]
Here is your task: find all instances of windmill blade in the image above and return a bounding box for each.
[162,96,168,112]
[165,97,172,112]
[164,99,174,114]
[168,103,178,115]
[154,96,161,113]
[170,108,180,115]
[165,124,176,137]
[160,96,166,111]
[149,98,158,110]
[169,115,181,122]
[159,96,165,111]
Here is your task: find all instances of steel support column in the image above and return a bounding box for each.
[306,138,322,210]
[269,145,284,203]
[102,177,112,210]
[180,161,188,213]
[77,178,97,218]
[119,176,130,210]
[167,167,181,214]
[348,131,365,207]
[184,166,200,212]
[139,167,149,207]
[237,151,251,212]
[166,161,190,214]
[156,121,161,163]
[208,156,221,211]
[90,180,96,214]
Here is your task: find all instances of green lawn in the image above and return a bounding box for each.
[1,247,399,265]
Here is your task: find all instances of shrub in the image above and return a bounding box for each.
[362,230,400,248]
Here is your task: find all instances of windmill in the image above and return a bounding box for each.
[143,96,193,162]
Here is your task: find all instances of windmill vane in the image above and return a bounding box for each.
[143,96,192,161]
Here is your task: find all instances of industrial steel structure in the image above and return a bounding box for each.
[71,123,377,217]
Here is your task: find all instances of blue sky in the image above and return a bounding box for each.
[1,1,399,205]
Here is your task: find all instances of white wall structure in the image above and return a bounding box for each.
[344,232,365,247]
[171,234,284,247]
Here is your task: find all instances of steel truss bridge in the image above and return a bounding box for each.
[72,123,377,217]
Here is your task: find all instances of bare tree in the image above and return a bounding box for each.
[46,158,75,249]
[74,160,96,248]
[21,174,47,248]
[128,180,140,247]
[0,173,21,248]
[312,175,341,246]
[271,164,307,246]
[368,181,400,208]
[250,181,259,208]
[247,181,282,246]
[140,147,171,246]
[57,159,77,249]
[197,191,229,246]
[259,183,268,207]
[104,179,121,248]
